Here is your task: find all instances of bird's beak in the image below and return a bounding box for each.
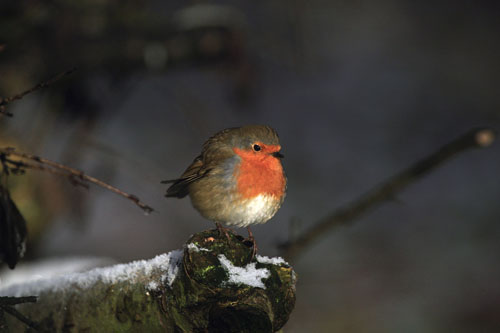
[272,151,284,159]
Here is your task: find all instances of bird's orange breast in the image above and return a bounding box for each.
[233,147,286,199]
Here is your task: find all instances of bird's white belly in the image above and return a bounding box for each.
[224,194,281,228]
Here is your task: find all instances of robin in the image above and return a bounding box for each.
[162,125,286,256]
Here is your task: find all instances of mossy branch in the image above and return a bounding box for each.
[1,230,296,332]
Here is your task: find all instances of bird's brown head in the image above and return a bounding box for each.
[228,125,283,160]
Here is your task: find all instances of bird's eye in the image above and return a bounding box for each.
[253,144,261,151]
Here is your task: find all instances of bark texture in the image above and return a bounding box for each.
[3,229,296,332]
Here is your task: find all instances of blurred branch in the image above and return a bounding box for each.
[280,127,496,260]
[0,296,38,330]
[0,147,154,214]
[0,68,76,117]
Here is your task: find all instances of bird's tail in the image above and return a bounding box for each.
[161,178,190,198]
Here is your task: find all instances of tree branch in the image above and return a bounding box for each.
[280,127,496,260]
[0,68,76,117]
[0,230,296,332]
[0,147,154,213]
[0,296,38,330]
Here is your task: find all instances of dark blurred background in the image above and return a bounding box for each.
[1,0,500,332]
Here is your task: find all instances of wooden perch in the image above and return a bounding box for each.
[0,230,296,332]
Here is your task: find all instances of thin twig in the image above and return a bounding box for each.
[279,127,496,260]
[0,67,76,116]
[0,147,154,213]
[0,296,37,306]
[1,305,39,330]
[0,296,38,330]
[4,158,89,188]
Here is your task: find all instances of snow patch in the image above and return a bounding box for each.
[0,250,183,297]
[186,243,210,252]
[161,250,183,287]
[0,257,115,289]
[218,254,270,289]
[147,281,159,291]
[255,255,288,266]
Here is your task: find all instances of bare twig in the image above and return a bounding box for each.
[280,127,496,260]
[1,305,39,330]
[0,68,76,117]
[0,296,37,306]
[0,296,38,330]
[4,158,89,187]
[0,147,154,213]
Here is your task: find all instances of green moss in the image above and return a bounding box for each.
[172,229,297,332]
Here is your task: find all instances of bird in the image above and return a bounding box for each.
[162,125,286,257]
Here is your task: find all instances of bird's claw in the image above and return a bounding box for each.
[246,227,258,261]
[216,222,232,242]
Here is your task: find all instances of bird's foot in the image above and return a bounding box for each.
[245,227,258,260]
[216,222,233,242]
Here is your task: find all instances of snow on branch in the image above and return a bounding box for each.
[0,230,297,332]
[1,251,183,298]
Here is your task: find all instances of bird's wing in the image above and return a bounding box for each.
[162,156,208,198]
[163,128,235,198]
